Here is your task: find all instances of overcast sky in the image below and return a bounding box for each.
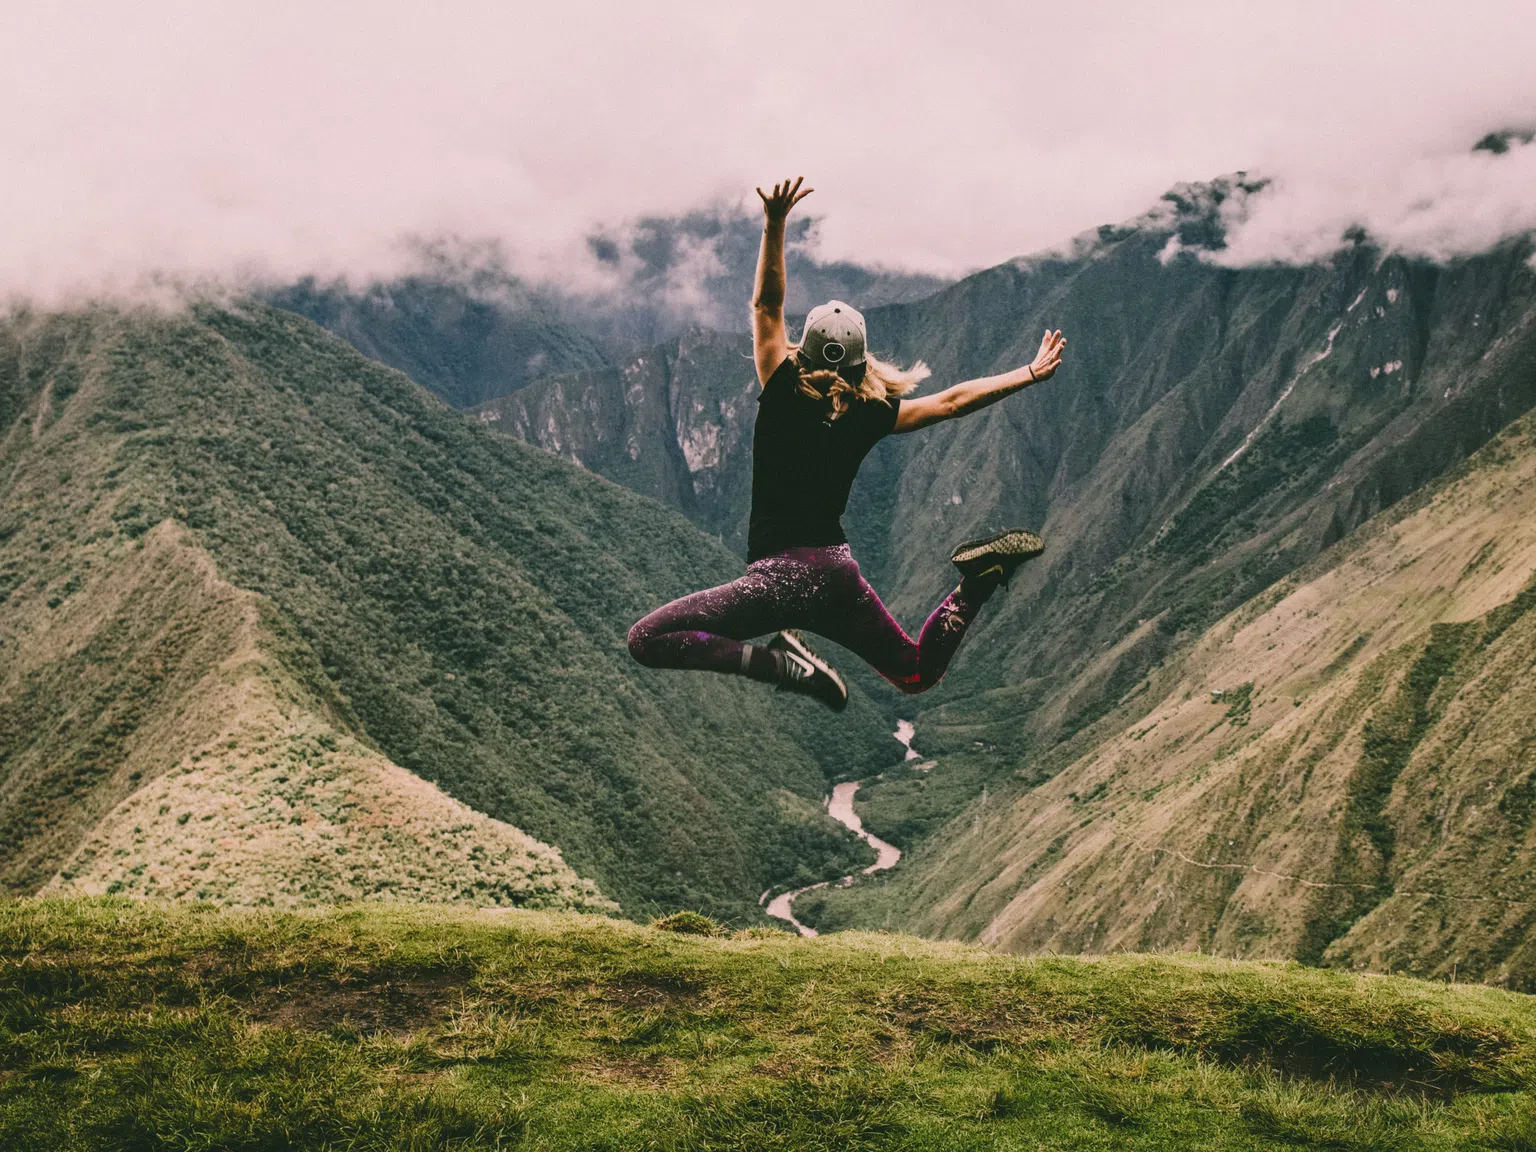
[3,0,1534,301]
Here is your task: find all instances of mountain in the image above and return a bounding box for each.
[0,303,898,921]
[478,180,1536,740]
[270,205,949,410]
[472,175,1536,970]
[816,405,1536,989]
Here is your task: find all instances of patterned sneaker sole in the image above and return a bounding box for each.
[950,529,1045,573]
[772,630,848,711]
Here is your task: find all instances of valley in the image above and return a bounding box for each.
[764,774,903,938]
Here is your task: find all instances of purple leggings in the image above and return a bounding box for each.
[626,544,991,694]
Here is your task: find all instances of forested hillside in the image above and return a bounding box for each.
[0,304,897,921]
[267,277,612,409]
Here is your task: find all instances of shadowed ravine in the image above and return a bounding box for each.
[762,726,912,936]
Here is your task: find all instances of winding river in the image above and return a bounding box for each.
[761,724,913,937]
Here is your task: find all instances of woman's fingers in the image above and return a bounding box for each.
[757,177,811,217]
[1027,328,1066,380]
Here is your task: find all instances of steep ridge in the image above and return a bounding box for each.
[0,305,894,919]
[9,520,609,910]
[828,408,1536,988]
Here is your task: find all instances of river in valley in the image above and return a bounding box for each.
[761,724,913,936]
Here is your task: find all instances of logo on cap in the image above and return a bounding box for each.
[821,341,846,364]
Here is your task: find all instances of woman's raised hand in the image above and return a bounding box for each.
[757,176,813,223]
[1028,329,1067,383]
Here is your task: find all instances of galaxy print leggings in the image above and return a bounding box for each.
[626,544,992,694]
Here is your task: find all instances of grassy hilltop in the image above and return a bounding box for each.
[5,898,1536,1150]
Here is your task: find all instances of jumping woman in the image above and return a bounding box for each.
[628,177,1067,710]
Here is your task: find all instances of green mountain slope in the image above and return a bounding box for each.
[7,898,1536,1150]
[0,508,609,913]
[0,304,897,920]
[816,406,1536,988]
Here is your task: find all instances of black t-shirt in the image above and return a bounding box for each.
[746,357,901,561]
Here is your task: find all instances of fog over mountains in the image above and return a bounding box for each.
[269,205,947,408]
[6,142,1536,986]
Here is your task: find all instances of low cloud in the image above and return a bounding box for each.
[1211,135,1536,266]
[1,1,1534,305]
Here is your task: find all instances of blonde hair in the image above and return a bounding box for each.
[790,347,931,420]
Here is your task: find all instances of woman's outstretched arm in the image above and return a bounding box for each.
[892,329,1066,433]
[751,176,812,386]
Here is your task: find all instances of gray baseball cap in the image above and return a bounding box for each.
[799,300,867,379]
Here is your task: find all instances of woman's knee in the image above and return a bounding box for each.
[627,618,658,665]
[882,669,928,695]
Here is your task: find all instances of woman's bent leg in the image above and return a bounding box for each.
[815,563,998,694]
[911,579,994,688]
[627,569,787,682]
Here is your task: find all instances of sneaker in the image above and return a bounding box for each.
[767,631,848,712]
[950,529,1045,584]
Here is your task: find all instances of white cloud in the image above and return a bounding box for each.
[1,0,1534,303]
[1213,138,1536,265]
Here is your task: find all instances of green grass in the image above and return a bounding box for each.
[5,899,1536,1150]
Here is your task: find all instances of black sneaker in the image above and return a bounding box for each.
[767,631,848,712]
[950,529,1045,584]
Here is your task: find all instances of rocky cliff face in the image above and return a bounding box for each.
[472,328,761,552]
